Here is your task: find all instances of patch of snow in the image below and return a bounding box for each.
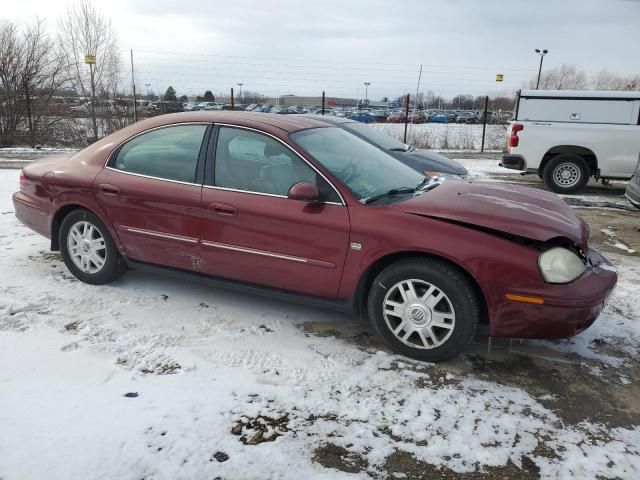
[371,123,507,150]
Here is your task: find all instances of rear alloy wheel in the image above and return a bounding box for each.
[543,154,590,194]
[59,209,127,285]
[368,258,479,362]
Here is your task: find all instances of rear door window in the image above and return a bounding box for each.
[112,124,208,183]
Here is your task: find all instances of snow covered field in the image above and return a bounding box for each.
[1,167,639,479]
[370,123,507,150]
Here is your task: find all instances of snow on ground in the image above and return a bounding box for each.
[1,168,640,479]
[0,147,77,154]
[370,123,507,150]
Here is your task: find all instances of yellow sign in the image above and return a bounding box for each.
[496,74,504,82]
[84,55,96,64]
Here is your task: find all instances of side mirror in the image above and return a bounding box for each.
[287,181,320,202]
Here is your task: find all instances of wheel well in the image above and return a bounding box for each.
[50,204,86,251]
[539,146,598,177]
[353,252,489,325]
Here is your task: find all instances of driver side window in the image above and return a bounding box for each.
[213,127,339,201]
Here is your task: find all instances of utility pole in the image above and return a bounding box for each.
[322,91,325,115]
[535,49,549,89]
[237,83,243,104]
[130,49,137,122]
[84,54,98,142]
[481,96,489,152]
[403,93,410,144]
[230,87,235,110]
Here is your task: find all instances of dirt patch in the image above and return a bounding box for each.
[301,322,386,351]
[382,450,540,480]
[231,414,290,445]
[576,208,640,256]
[460,350,640,428]
[312,443,369,474]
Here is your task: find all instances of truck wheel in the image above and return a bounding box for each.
[543,154,590,194]
[367,257,479,362]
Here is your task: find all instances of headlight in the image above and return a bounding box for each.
[538,247,586,283]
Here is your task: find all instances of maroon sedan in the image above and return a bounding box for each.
[13,112,617,362]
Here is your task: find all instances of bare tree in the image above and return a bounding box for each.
[58,0,121,143]
[528,64,587,90]
[20,18,69,146]
[591,70,640,91]
[0,21,23,146]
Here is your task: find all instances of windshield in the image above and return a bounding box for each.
[290,127,424,200]
[343,122,409,150]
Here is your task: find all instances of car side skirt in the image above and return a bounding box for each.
[124,258,357,315]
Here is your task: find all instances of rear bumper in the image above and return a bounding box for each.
[500,153,526,171]
[490,249,617,339]
[13,191,51,239]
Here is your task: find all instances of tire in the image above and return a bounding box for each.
[543,154,590,194]
[367,257,480,362]
[59,209,127,285]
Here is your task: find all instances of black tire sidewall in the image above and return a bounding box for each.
[367,258,479,362]
[543,154,589,194]
[59,209,126,285]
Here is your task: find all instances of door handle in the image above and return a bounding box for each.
[98,184,120,195]
[209,202,237,217]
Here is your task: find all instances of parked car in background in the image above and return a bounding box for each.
[13,111,617,363]
[369,110,389,122]
[184,102,201,111]
[309,115,469,180]
[408,112,426,124]
[456,112,479,124]
[387,111,407,123]
[625,154,640,208]
[502,89,640,193]
[198,102,222,111]
[350,111,375,123]
[147,102,185,114]
[428,113,449,123]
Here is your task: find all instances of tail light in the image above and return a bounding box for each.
[19,170,27,190]
[509,123,523,148]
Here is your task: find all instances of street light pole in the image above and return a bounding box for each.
[535,49,549,90]
[363,82,371,103]
[237,83,243,104]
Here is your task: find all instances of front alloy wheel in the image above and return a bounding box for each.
[368,258,479,362]
[383,279,456,350]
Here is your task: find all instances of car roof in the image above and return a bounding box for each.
[131,111,334,134]
[301,114,355,125]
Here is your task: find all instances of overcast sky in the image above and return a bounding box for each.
[6,0,640,100]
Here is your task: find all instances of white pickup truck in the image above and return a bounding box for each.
[501,89,640,193]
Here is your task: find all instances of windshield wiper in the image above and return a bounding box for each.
[362,186,416,204]
[415,176,443,192]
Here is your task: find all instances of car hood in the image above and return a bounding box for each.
[400,149,468,176]
[390,181,589,248]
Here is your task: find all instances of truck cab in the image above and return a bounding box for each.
[502,89,640,193]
